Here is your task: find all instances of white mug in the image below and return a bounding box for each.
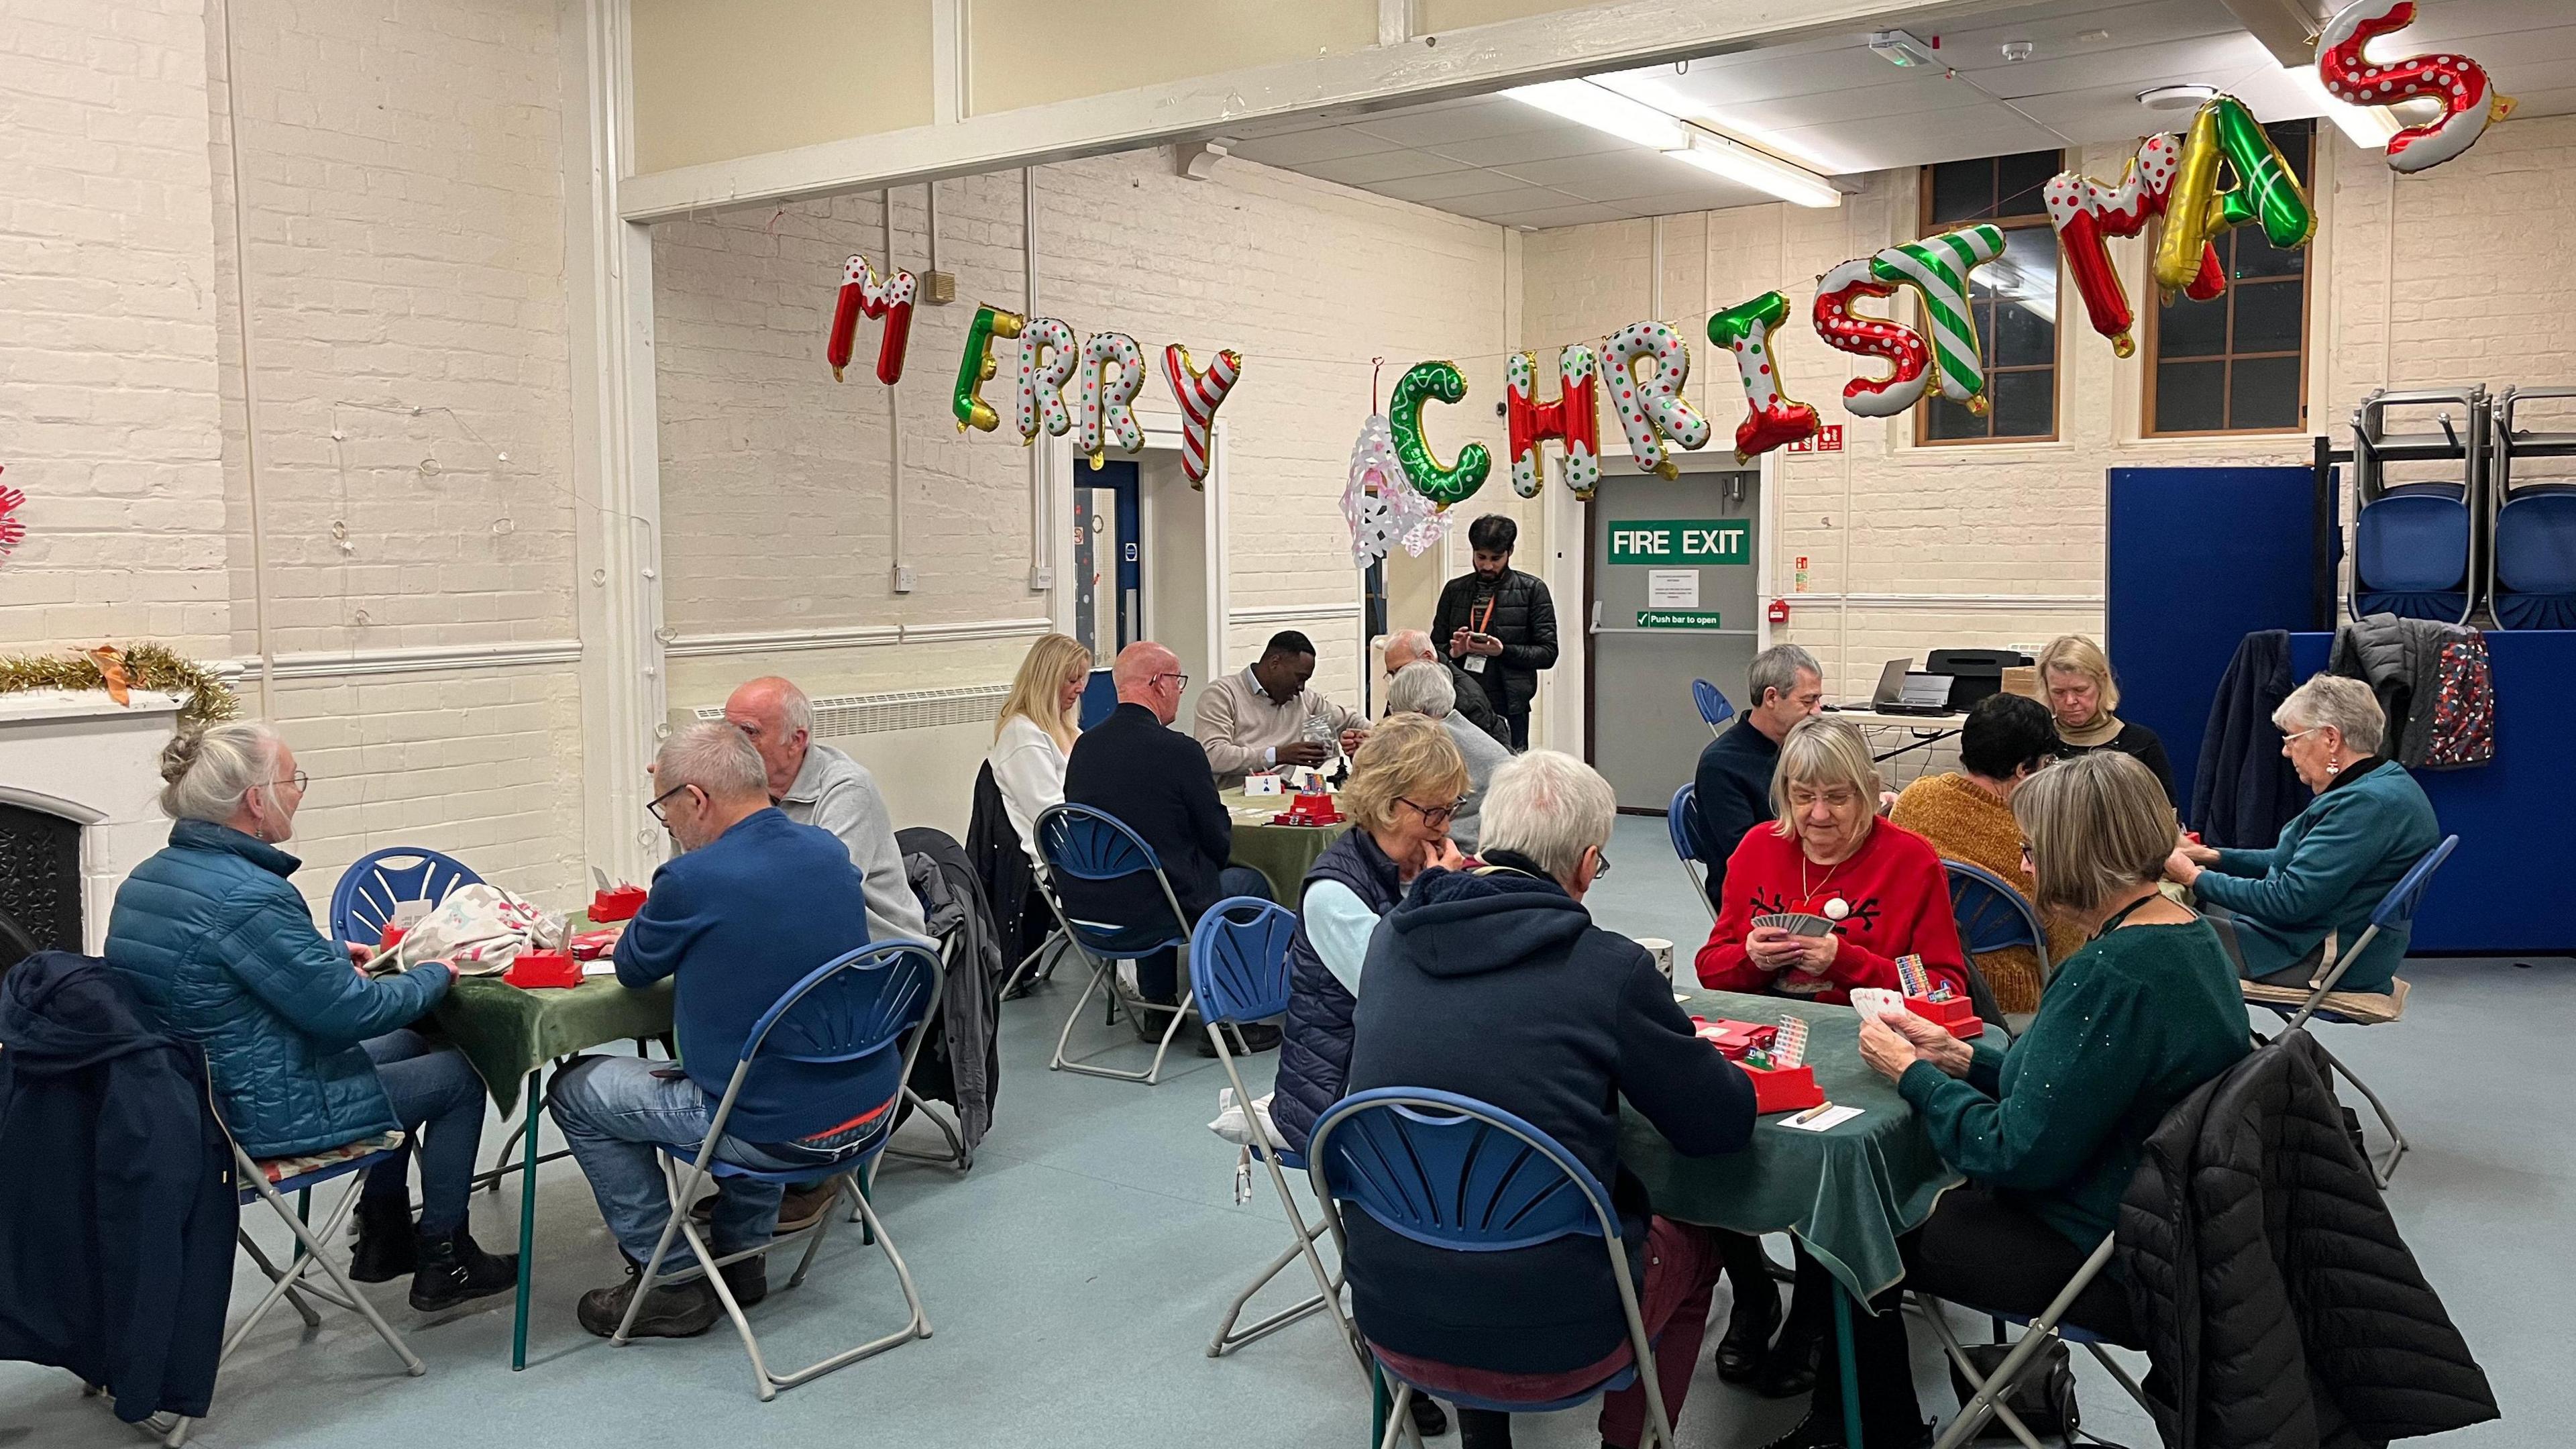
[1633,936,1675,981]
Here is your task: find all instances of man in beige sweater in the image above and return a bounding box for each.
[1192,631,1368,788]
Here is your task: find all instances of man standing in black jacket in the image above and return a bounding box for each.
[1432,515,1558,750]
[1061,641,1275,1041]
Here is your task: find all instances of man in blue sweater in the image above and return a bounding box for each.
[1342,751,1756,1449]
[549,723,875,1339]
[1693,645,1823,905]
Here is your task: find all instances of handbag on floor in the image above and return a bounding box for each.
[1947,1337,2079,1442]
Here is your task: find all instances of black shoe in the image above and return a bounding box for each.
[1715,1281,1782,1383]
[1753,1331,1819,1399]
[347,1196,417,1284]
[408,1226,519,1312]
[1132,995,1185,1044]
[1197,1020,1282,1057]
[1407,1394,1450,1438]
[576,1268,722,1339]
[718,1254,768,1309]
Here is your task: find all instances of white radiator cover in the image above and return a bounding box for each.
[681,686,1006,842]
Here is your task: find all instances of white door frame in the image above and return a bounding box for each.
[1046,410,1228,689]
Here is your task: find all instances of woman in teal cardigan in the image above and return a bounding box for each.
[1760,753,2249,1449]
[2165,674,2440,996]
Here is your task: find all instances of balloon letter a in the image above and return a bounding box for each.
[2044,136,2222,358]
[2155,96,2314,294]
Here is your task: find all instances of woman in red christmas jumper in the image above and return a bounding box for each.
[1693,714,1969,1405]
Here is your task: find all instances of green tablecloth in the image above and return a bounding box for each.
[435,975,674,1116]
[1220,789,1351,901]
[1618,988,1966,1303]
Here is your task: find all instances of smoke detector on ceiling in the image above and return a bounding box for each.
[2139,84,2218,112]
[1999,40,2034,62]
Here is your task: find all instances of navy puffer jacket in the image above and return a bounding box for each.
[1270,828,1404,1155]
[104,820,451,1158]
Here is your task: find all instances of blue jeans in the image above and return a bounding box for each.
[547,1055,800,1267]
[360,1030,487,1236]
[1136,865,1275,1000]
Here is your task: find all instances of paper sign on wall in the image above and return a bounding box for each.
[1648,570,1701,608]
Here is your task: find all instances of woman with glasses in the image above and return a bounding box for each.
[1693,714,1970,1401]
[2163,674,2438,996]
[105,721,516,1312]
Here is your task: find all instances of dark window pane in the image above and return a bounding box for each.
[2233,281,2304,354]
[2233,227,2306,280]
[1996,150,2062,219]
[2269,119,2314,187]
[1929,159,1993,224]
[1990,368,2055,439]
[1925,394,1986,439]
[2229,356,2303,429]
[2158,292,2226,358]
[1987,227,2058,366]
[2157,360,2224,433]
[1993,293,2056,368]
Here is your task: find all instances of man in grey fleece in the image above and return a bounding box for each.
[724,676,928,943]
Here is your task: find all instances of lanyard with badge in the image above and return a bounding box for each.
[1464,593,1495,674]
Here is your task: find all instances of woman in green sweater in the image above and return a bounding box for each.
[2165,674,2439,996]
[1761,752,2249,1449]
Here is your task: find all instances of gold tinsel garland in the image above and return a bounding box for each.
[0,643,240,727]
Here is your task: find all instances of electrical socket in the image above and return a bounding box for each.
[893,564,916,593]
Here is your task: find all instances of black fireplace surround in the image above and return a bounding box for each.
[0,800,80,970]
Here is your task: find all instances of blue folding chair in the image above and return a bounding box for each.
[1307,1089,1676,1449]
[1691,678,1735,737]
[1191,898,1361,1362]
[2244,834,2457,1186]
[616,938,942,1400]
[1033,802,1202,1085]
[1667,784,1718,925]
[1943,860,2049,1035]
[329,846,482,947]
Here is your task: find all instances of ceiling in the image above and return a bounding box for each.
[1220,0,2576,229]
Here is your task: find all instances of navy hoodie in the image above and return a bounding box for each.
[0,953,237,1421]
[1338,855,1756,1374]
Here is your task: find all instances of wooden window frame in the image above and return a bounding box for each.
[2143,121,2317,438]
[1914,152,2063,449]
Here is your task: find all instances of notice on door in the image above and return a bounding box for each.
[1607,520,1751,566]
[1646,570,1700,608]
[1636,609,1724,629]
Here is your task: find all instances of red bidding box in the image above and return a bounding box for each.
[504,949,581,989]
[588,885,647,922]
[1272,792,1344,826]
[1692,1018,1826,1114]
[1904,994,1984,1040]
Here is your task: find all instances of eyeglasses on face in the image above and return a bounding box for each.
[646,782,694,824]
[1152,672,1190,690]
[1397,795,1467,828]
[274,771,311,793]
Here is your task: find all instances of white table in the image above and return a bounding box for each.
[1818,706,1968,785]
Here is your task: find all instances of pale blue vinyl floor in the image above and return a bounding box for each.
[4,816,2564,1448]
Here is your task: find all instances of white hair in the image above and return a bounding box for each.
[158,720,283,823]
[1384,629,1434,666]
[1478,749,1616,884]
[2275,674,2384,755]
[655,721,769,800]
[1749,643,1822,708]
[1385,660,1456,718]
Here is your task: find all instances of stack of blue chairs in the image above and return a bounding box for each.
[2488,386,2576,630]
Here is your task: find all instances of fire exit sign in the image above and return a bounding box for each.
[1607,520,1750,566]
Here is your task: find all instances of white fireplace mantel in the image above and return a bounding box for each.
[0,689,187,953]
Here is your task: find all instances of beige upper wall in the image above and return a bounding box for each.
[967,0,1377,113]
[630,0,934,174]
[1419,0,1594,32]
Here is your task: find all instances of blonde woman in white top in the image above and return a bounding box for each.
[989,632,1093,870]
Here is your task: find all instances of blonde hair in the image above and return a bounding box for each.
[1769,716,1882,838]
[2275,674,2384,755]
[2037,635,2120,712]
[2010,751,2176,918]
[159,720,283,822]
[1339,712,1470,835]
[997,633,1093,750]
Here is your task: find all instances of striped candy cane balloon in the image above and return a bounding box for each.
[1161,343,1241,487]
[1075,331,1147,468]
[1014,317,1078,443]
[1870,223,2006,414]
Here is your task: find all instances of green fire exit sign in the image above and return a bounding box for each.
[1607,520,1750,566]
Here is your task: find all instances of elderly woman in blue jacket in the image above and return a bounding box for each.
[106,721,515,1312]
[2165,674,2440,996]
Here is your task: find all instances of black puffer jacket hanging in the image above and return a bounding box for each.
[2116,1031,2497,1449]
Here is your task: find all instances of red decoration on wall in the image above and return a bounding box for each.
[825,254,918,385]
[0,468,23,564]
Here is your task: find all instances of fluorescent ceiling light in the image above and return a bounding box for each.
[2288,65,2402,149]
[1504,80,1686,150]
[1670,131,1842,209]
[1507,79,1841,209]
